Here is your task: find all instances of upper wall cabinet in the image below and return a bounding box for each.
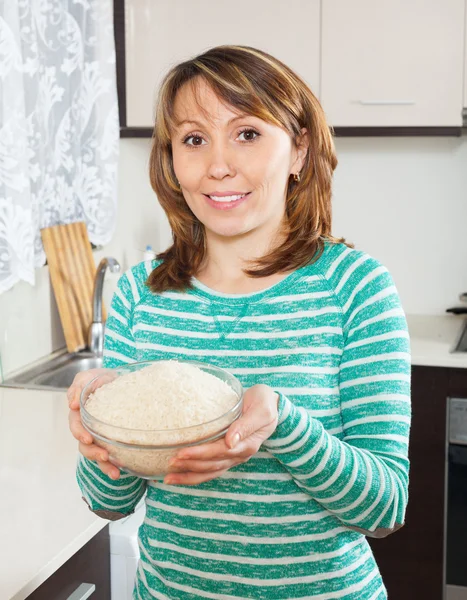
[320,0,466,127]
[122,0,320,129]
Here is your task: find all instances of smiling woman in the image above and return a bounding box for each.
[147,44,347,293]
[70,44,411,600]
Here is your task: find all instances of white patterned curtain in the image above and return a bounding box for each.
[0,0,119,294]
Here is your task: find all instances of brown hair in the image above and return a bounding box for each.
[147,44,353,293]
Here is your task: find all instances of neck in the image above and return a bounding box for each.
[198,226,286,284]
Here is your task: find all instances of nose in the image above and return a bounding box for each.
[205,138,237,181]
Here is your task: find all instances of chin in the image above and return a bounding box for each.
[207,221,253,238]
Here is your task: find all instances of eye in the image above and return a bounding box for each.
[181,127,261,148]
[237,127,260,142]
[182,133,206,147]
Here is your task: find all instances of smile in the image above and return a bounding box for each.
[203,192,251,210]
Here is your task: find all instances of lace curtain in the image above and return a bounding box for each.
[0,0,119,294]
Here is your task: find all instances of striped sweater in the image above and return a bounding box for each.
[76,240,411,600]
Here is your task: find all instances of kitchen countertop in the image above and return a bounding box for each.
[0,387,108,600]
[0,313,465,599]
[407,313,467,368]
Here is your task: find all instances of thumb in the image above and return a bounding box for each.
[67,385,81,411]
[225,399,262,449]
[225,384,278,449]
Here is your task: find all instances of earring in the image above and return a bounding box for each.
[293,172,301,182]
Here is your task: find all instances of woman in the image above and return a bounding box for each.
[68,45,411,599]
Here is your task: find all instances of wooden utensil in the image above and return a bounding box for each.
[41,222,106,353]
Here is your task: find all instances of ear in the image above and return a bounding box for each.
[291,127,309,174]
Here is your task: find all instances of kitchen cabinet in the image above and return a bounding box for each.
[368,365,467,600]
[321,0,465,128]
[27,526,110,600]
[115,0,467,136]
[119,0,320,131]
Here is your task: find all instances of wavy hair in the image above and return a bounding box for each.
[147,44,353,293]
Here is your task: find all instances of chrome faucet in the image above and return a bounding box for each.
[88,257,121,356]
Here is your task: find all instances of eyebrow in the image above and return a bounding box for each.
[175,113,252,128]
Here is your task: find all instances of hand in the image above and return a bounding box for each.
[163,384,279,486]
[67,368,121,480]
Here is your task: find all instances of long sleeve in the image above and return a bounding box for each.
[76,268,148,520]
[263,252,411,538]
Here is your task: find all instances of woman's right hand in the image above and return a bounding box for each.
[67,369,121,480]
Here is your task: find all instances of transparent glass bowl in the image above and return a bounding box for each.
[80,360,243,479]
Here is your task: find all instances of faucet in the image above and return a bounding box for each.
[88,257,121,356]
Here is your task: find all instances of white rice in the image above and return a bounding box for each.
[83,360,240,478]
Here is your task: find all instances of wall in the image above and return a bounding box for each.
[1,136,466,378]
[332,136,467,314]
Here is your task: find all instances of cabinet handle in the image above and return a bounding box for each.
[67,583,96,600]
[356,100,416,106]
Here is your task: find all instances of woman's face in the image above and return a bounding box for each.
[170,78,308,241]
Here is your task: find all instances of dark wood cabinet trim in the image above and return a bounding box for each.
[120,126,154,138]
[333,126,463,137]
[114,0,126,128]
[118,125,464,139]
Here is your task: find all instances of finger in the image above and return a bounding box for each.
[174,438,233,462]
[96,460,121,480]
[78,441,109,462]
[163,469,226,486]
[69,410,94,444]
[168,458,237,474]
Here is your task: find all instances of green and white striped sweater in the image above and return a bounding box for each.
[77,240,411,599]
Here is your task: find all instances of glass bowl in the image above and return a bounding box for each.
[79,359,243,479]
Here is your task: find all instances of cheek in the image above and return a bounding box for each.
[183,195,203,221]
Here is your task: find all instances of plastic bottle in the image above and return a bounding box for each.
[143,244,155,262]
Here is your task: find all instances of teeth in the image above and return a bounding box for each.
[208,194,247,202]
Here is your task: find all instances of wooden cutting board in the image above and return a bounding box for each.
[41,222,106,353]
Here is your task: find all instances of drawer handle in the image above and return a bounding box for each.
[67,583,96,600]
[356,100,416,106]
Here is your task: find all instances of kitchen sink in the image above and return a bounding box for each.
[0,350,103,392]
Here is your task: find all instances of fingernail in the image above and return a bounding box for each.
[230,433,241,449]
[165,477,176,485]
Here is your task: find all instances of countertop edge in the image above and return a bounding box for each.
[411,356,467,369]
[11,519,108,600]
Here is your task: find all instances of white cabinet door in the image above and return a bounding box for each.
[125,0,321,128]
[321,0,465,127]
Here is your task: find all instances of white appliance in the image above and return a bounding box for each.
[109,497,146,600]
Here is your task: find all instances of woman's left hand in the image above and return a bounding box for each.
[163,384,279,486]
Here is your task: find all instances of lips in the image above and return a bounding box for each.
[203,191,251,210]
